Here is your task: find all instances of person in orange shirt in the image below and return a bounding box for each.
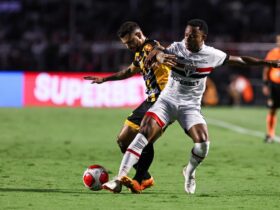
[228,74,254,106]
[263,34,280,143]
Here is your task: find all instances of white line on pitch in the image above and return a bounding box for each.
[207,118,280,143]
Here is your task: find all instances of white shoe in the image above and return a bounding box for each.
[183,167,196,194]
[102,179,122,193]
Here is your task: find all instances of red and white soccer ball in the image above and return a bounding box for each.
[83,164,109,191]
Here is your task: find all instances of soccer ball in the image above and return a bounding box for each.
[83,164,109,191]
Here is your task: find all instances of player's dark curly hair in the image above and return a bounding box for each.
[117,21,140,38]
[187,19,208,35]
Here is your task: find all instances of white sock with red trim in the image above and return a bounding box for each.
[118,133,148,178]
[184,141,210,177]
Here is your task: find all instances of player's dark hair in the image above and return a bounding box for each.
[187,19,208,35]
[117,21,140,38]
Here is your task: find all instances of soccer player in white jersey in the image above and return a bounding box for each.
[102,19,280,194]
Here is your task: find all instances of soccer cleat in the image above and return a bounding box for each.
[141,176,155,190]
[120,176,142,193]
[102,179,122,193]
[264,135,274,143]
[183,167,196,194]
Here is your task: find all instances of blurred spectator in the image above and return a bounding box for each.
[0,0,278,71]
[228,74,254,106]
[202,78,219,106]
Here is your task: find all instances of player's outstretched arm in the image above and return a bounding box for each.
[84,64,140,84]
[83,75,105,84]
[226,55,280,68]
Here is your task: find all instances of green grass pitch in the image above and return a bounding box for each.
[0,107,280,210]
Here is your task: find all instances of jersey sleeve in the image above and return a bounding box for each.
[165,42,178,54]
[211,48,228,68]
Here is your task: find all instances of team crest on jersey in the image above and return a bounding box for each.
[184,61,197,76]
[144,44,153,52]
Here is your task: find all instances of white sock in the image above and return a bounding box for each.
[118,133,148,178]
[185,141,210,177]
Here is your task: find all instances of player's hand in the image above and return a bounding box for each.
[157,53,177,67]
[84,76,104,84]
[144,49,159,68]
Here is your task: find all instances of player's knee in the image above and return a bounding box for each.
[194,130,209,143]
[116,136,128,153]
[188,124,209,143]
[197,136,208,143]
[139,117,151,137]
[139,118,161,142]
[139,127,150,140]
[116,126,139,153]
[139,130,161,143]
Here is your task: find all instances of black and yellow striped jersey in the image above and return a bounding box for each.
[133,39,170,102]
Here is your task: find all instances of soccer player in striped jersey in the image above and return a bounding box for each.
[84,21,170,193]
[102,19,280,194]
[263,34,280,143]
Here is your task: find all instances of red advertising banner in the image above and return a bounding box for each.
[24,72,146,107]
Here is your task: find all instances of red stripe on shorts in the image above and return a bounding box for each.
[145,112,165,128]
[127,149,141,157]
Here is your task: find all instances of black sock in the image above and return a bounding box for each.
[133,143,154,183]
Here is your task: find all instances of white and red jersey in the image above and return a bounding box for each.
[161,41,228,108]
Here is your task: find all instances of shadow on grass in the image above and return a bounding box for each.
[0,188,188,195]
[0,188,108,194]
[3,188,277,197]
[0,188,216,196]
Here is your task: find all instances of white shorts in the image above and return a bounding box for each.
[146,95,206,132]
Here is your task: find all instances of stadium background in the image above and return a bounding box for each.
[0,0,280,107]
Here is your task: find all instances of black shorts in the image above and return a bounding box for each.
[125,100,155,130]
[268,83,280,108]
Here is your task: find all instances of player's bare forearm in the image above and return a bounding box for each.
[102,67,137,82]
[84,65,138,84]
[227,55,280,68]
[241,56,272,66]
